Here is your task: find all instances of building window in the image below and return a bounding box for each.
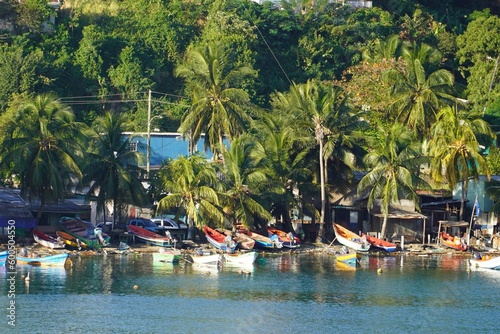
[129,141,138,152]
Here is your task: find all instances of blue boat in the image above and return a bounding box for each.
[0,250,7,266]
[16,253,69,266]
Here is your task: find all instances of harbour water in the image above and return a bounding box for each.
[1,252,499,333]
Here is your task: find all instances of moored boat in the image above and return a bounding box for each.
[33,229,66,249]
[0,250,7,266]
[440,232,468,251]
[469,253,500,270]
[362,233,397,252]
[16,253,69,267]
[190,253,222,266]
[224,230,255,250]
[153,248,182,263]
[223,251,258,266]
[266,226,300,249]
[56,231,87,249]
[333,224,370,252]
[59,216,110,249]
[336,251,363,266]
[128,224,174,247]
[239,228,283,250]
[203,226,237,253]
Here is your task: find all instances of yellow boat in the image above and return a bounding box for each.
[56,231,87,249]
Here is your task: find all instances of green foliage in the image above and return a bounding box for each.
[486,146,500,176]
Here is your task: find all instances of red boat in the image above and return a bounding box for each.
[440,232,468,251]
[362,233,397,252]
[203,226,236,252]
[128,224,174,247]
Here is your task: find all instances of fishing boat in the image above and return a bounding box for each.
[16,253,69,267]
[56,231,87,249]
[224,230,255,250]
[333,224,370,252]
[336,251,363,266]
[0,250,7,266]
[223,251,258,266]
[153,248,182,263]
[127,224,174,247]
[362,233,397,252]
[469,253,500,270]
[266,226,300,249]
[203,226,237,253]
[190,253,222,266]
[59,216,110,249]
[439,232,468,251]
[239,228,283,250]
[33,229,66,249]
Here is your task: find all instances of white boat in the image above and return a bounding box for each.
[223,251,258,266]
[333,224,370,252]
[153,248,182,263]
[190,253,222,266]
[33,229,66,249]
[470,254,500,270]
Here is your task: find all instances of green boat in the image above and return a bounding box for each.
[59,216,110,249]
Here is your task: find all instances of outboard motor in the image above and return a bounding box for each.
[94,228,107,246]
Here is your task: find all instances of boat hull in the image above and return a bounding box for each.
[33,229,66,249]
[190,254,222,266]
[440,232,468,251]
[128,225,174,247]
[203,226,237,253]
[153,251,181,263]
[223,251,258,266]
[333,224,370,252]
[470,255,500,270]
[266,227,300,249]
[60,217,110,249]
[16,253,69,267]
[363,234,397,252]
[56,231,87,249]
[336,252,362,266]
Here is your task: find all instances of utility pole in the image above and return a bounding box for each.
[146,89,151,177]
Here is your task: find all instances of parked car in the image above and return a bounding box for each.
[151,216,188,231]
[128,218,167,235]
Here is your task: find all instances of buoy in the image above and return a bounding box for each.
[133,284,139,290]
[377,268,383,274]
[25,272,30,282]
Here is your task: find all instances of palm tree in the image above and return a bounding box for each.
[0,93,85,224]
[219,135,272,229]
[252,113,313,233]
[428,106,495,220]
[358,123,430,238]
[385,43,459,140]
[175,43,256,158]
[157,154,223,239]
[273,80,345,242]
[83,111,148,229]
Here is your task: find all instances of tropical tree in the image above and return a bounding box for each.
[175,43,257,158]
[357,123,430,238]
[83,111,148,229]
[428,106,495,220]
[156,154,223,239]
[0,94,85,224]
[385,43,459,140]
[273,80,344,242]
[219,135,272,229]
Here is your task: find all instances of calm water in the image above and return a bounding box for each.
[1,252,499,333]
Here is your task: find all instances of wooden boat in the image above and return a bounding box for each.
[203,226,237,253]
[266,226,300,249]
[128,224,174,247]
[224,230,255,250]
[56,231,87,249]
[33,229,66,249]
[333,224,370,252]
[190,253,222,266]
[336,251,363,266]
[16,253,69,267]
[440,232,468,251]
[223,251,258,266]
[0,250,7,266]
[153,248,182,263]
[362,233,397,252]
[59,216,110,249]
[470,253,500,270]
[239,228,283,250]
